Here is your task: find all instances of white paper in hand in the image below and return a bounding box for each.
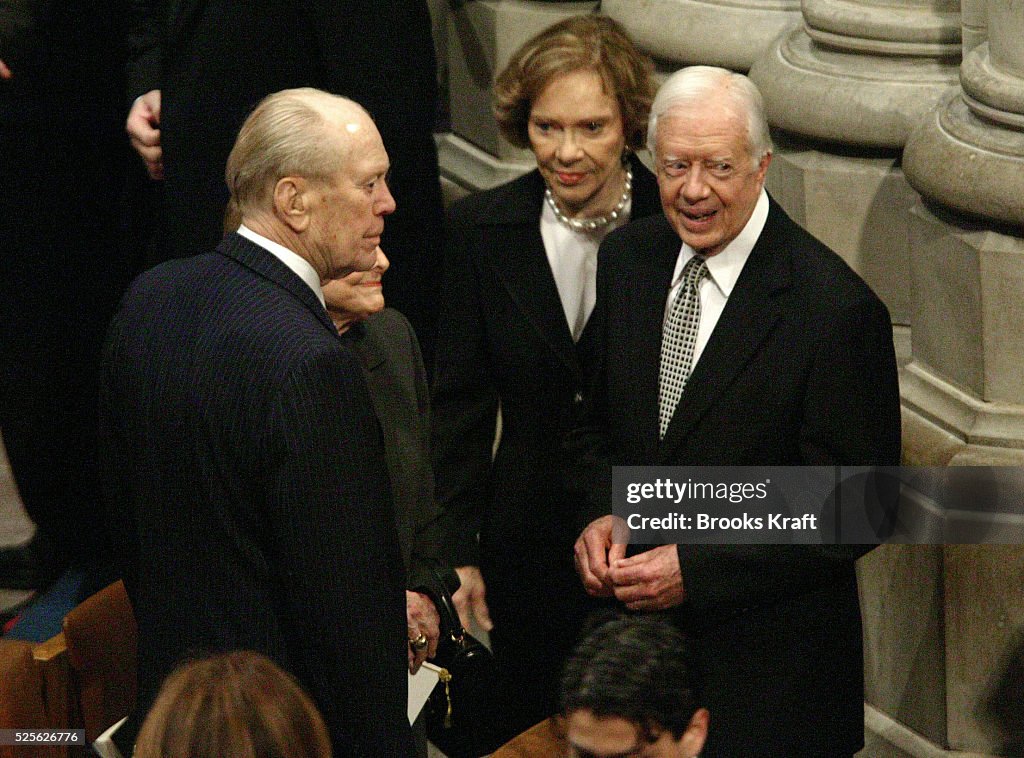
[408,661,444,724]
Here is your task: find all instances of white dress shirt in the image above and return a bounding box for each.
[237,224,326,309]
[540,196,632,342]
[663,188,770,369]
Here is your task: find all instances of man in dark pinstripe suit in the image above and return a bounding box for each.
[100,88,416,756]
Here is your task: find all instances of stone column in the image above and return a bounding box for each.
[901,0,1024,466]
[943,545,1024,755]
[855,7,1024,750]
[905,1,1024,227]
[859,543,1024,758]
[858,545,948,758]
[747,0,960,333]
[601,0,801,72]
[439,0,598,198]
[960,0,986,54]
[747,6,976,758]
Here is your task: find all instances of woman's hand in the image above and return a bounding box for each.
[453,565,493,633]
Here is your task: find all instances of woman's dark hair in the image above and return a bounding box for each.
[560,613,701,743]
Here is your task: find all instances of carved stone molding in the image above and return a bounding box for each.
[904,1,1024,226]
[803,0,960,58]
[750,26,959,148]
[602,0,800,72]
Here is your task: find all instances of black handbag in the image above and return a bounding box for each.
[424,570,498,758]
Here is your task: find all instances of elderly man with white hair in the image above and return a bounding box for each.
[568,66,900,757]
[100,88,416,756]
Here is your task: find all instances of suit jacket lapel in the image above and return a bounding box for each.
[483,171,580,373]
[630,218,681,462]
[216,233,339,337]
[657,200,792,463]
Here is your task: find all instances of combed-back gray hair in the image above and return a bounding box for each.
[646,66,772,166]
[225,87,365,216]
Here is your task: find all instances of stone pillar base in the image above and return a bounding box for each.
[437,132,533,197]
[602,0,799,72]
[859,544,947,758]
[860,704,1002,757]
[901,364,1024,466]
[765,132,915,325]
[905,90,1024,227]
[750,26,959,148]
[905,201,1024,408]
[858,544,1024,758]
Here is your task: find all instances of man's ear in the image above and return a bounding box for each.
[678,707,709,757]
[755,150,772,186]
[272,176,312,233]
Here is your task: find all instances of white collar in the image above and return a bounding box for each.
[237,224,326,309]
[674,188,770,298]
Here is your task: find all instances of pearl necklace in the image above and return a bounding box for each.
[545,166,633,232]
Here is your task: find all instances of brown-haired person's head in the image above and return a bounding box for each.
[134,651,332,758]
[493,15,654,225]
[494,15,654,152]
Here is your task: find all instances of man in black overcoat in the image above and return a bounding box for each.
[101,89,416,756]
[0,0,132,586]
[569,67,901,758]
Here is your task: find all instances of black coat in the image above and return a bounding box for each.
[126,0,444,363]
[349,308,443,592]
[431,157,662,744]
[568,197,902,757]
[100,233,415,756]
[0,0,131,565]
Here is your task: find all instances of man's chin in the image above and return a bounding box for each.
[674,226,725,257]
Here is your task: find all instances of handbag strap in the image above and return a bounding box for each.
[430,568,468,643]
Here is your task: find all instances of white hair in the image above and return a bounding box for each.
[225,88,369,216]
[646,66,772,166]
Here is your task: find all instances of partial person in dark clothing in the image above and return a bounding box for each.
[431,15,659,750]
[323,249,458,758]
[0,0,132,588]
[101,89,415,757]
[124,0,444,367]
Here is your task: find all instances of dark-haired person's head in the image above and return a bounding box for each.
[561,615,708,758]
[134,650,332,758]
